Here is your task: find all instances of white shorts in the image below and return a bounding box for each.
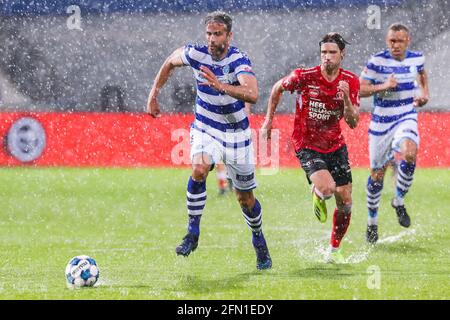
[369,119,420,169]
[190,127,257,191]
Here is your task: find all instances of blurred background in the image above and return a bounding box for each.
[0,0,448,114]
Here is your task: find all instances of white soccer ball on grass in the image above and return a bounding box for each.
[65,255,100,288]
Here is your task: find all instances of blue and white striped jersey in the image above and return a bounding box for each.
[181,44,255,148]
[361,50,425,136]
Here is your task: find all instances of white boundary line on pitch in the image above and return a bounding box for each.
[377,228,417,244]
[346,228,418,264]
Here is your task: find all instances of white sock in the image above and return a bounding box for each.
[330,246,339,252]
[393,197,404,207]
[368,216,378,226]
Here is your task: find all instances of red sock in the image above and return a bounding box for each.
[330,208,352,248]
[218,178,228,190]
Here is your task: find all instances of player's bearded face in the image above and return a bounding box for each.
[206,22,232,60]
[320,43,342,72]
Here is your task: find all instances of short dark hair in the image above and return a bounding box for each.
[388,23,410,34]
[319,32,350,51]
[204,11,232,33]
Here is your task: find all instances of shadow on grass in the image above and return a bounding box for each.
[290,264,356,279]
[173,272,259,294]
[95,274,252,293]
[373,242,430,254]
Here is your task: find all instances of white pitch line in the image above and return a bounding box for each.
[345,229,418,264]
[377,228,416,244]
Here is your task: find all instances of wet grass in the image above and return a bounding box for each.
[0,167,448,300]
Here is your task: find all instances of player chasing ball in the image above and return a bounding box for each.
[146,11,272,270]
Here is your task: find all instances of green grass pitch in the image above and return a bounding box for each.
[0,167,448,300]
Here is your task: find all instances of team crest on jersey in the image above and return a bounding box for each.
[309,89,320,98]
[335,91,344,100]
[222,65,230,74]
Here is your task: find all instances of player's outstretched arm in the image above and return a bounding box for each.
[262,79,284,140]
[414,70,429,107]
[146,47,185,118]
[359,74,397,97]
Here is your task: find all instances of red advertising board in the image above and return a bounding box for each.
[0,112,448,168]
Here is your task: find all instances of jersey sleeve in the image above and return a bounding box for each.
[416,55,425,73]
[360,56,378,83]
[181,44,194,67]
[234,52,255,77]
[281,69,303,93]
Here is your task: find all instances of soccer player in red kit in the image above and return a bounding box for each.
[262,33,360,263]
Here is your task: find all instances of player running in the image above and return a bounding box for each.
[360,23,429,244]
[262,33,360,263]
[146,11,272,270]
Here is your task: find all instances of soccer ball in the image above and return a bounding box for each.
[65,255,100,288]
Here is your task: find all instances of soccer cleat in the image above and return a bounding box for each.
[312,192,327,223]
[326,248,345,264]
[175,233,199,257]
[253,233,272,270]
[255,245,272,270]
[366,224,379,244]
[391,199,411,228]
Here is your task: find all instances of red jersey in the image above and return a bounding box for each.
[282,65,360,153]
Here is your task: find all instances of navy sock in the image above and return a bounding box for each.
[186,176,206,237]
[367,176,383,225]
[396,160,416,199]
[187,215,201,237]
[241,199,264,245]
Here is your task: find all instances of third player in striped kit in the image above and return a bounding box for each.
[360,23,429,243]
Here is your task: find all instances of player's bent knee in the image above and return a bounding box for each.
[236,191,255,211]
[403,153,417,164]
[321,184,336,199]
[370,169,386,181]
[192,164,210,181]
[314,181,335,199]
[327,183,336,198]
[401,140,418,163]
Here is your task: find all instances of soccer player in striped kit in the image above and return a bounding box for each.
[262,33,360,263]
[360,23,429,244]
[146,11,272,270]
